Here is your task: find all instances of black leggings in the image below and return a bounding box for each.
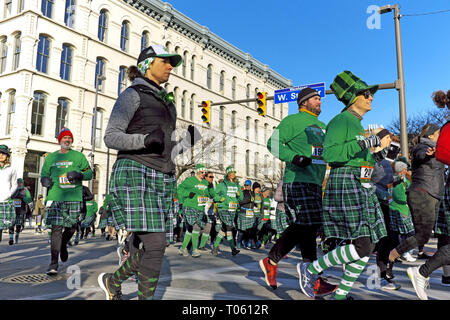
[49,225,77,269]
[419,235,450,278]
[375,202,399,274]
[9,225,21,234]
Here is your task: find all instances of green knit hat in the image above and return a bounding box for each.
[195,163,206,172]
[330,70,378,111]
[226,165,236,174]
[0,144,11,157]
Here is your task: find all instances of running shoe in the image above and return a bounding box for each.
[231,248,240,256]
[178,247,189,257]
[60,244,69,262]
[441,275,450,287]
[211,247,219,256]
[297,262,318,298]
[314,277,338,297]
[191,249,201,258]
[417,252,433,260]
[198,247,208,252]
[402,252,417,262]
[259,257,278,289]
[46,268,58,276]
[98,273,123,300]
[407,267,429,300]
[380,277,401,291]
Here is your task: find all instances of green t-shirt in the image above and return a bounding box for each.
[390,176,411,215]
[41,150,92,201]
[85,200,98,218]
[323,110,375,167]
[267,110,327,185]
[214,178,243,212]
[253,193,262,217]
[261,196,272,220]
[178,176,215,211]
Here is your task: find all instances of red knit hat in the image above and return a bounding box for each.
[58,127,74,143]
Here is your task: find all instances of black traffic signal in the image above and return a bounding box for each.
[256,92,266,116]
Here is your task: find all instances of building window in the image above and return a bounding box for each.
[36,35,50,73]
[232,77,236,100]
[120,21,129,52]
[0,37,7,74]
[254,88,259,108]
[207,64,212,89]
[232,146,237,168]
[254,152,259,177]
[254,119,259,143]
[246,84,250,106]
[12,33,21,71]
[190,55,195,81]
[94,109,103,148]
[272,100,275,118]
[95,57,105,91]
[18,0,24,13]
[246,116,250,140]
[4,0,12,18]
[60,44,72,81]
[141,31,149,51]
[264,123,268,144]
[190,94,195,121]
[41,0,53,18]
[98,9,108,42]
[181,91,187,119]
[31,92,46,136]
[219,71,225,95]
[246,150,250,177]
[55,98,69,138]
[231,111,236,131]
[118,66,127,95]
[64,0,75,27]
[6,90,15,135]
[182,51,188,78]
[173,47,180,74]
[219,106,225,132]
[280,104,284,119]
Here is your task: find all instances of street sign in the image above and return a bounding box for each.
[274,82,325,104]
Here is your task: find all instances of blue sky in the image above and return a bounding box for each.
[165,0,450,128]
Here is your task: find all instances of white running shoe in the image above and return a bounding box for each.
[402,252,417,262]
[407,267,429,300]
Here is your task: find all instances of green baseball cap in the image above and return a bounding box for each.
[226,165,236,174]
[196,163,206,172]
[0,144,11,156]
[138,45,182,69]
[330,70,378,111]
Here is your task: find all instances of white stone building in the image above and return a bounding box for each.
[0,0,291,202]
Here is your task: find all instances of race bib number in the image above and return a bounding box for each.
[197,196,208,206]
[245,209,254,218]
[360,166,374,188]
[13,200,22,208]
[59,175,75,189]
[311,146,326,165]
[228,202,238,210]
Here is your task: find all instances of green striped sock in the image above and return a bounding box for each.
[191,230,200,251]
[214,233,224,248]
[137,272,158,300]
[226,235,235,249]
[307,244,361,275]
[110,250,142,287]
[334,256,369,300]
[181,232,192,250]
[199,233,210,248]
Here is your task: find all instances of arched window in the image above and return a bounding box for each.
[254,119,259,143]
[246,116,251,140]
[141,31,149,51]
[95,57,106,91]
[4,0,12,18]
[41,0,53,18]
[31,91,46,136]
[219,70,225,95]
[18,0,24,13]
[0,37,6,74]
[245,150,250,177]
[254,152,259,177]
[272,100,275,117]
[36,35,50,73]
[219,106,225,132]
[231,111,237,131]
[264,123,269,144]
[280,104,284,119]
[232,146,237,168]
[173,87,179,113]
[120,21,129,52]
[181,91,187,119]
[246,84,250,106]
[98,9,108,42]
[207,64,212,89]
[55,98,69,138]
[64,0,75,28]
[12,33,21,71]
[182,51,188,78]
[190,55,195,81]
[173,47,180,74]
[190,94,195,121]
[118,66,127,95]
[6,90,15,135]
[232,77,237,100]
[94,108,103,148]
[60,44,72,81]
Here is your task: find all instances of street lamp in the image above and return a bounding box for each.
[91,74,106,192]
[379,4,409,157]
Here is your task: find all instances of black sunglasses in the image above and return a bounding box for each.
[207,175,214,178]
[359,90,373,99]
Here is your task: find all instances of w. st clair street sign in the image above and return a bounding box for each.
[274,82,325,104]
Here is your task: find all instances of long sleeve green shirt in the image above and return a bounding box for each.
[214,178,243,212]
[178,176,215,211]
[267,110,327,185]
[41,150,93,201]
[85,200,98,218]
[323,110,375,167]
[389,176,411,216]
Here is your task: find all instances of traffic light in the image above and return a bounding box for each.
[256,91,266,116]
[201,100,211,124]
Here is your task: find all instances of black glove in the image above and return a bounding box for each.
[292,155,312,168]
[67,171,84,183]
[188,192,196,199]
[41,177,53,188]
[357,135,381,150]
[144,127,165,155]
[187,125,201,146]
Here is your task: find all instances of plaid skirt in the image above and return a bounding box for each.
[98,217,108,229]
[389,209,415,236]
[181,207,207,229]
[45,201,82,228]
[14,213,26,226]
[283,182,322,226]
[322,167,387,243]
[0,201,15,229]
[237,208,256,231]
[271,209,291,234]
[218,209,237,228]
[108,159,176,233]
[436,184,450,236]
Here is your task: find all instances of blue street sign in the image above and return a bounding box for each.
[274,82,326,104]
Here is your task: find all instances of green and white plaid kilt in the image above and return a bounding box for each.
[98,217,108,229]
[237,208,256,231]
[181,207,207,229]
[218,209,237,228]
[322,167,387,243]
[81,213,96,228]
[45,201,82,228]
[108,159,175,233]
[14,213,26,227]
[283,182,322,226]
[0,201,15,229]
[389,209,415,236]
[436,184,450,236]
[271,209,291,234]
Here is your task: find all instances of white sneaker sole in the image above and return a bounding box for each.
[259,259,271,288]
[407,268,428,300]
[97,273,111,300]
